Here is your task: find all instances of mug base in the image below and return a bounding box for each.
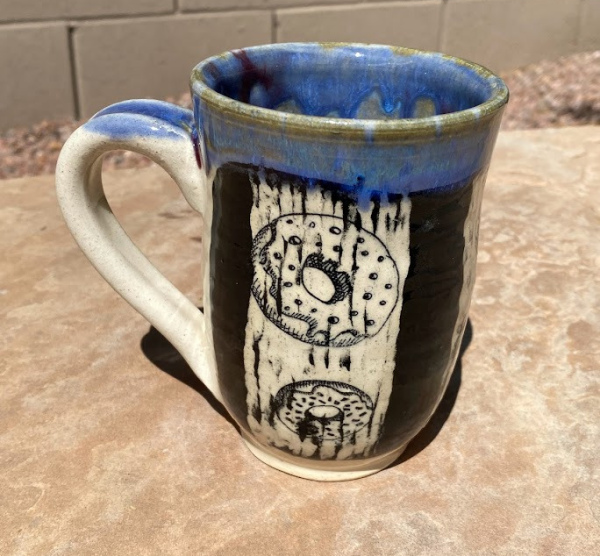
[241,430,407,481]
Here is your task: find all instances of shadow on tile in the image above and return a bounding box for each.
[140,314,239,433]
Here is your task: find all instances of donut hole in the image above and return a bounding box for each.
[308,405,341,419]
[302,266,336,303]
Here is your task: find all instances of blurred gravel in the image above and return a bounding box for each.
[1,51,598,180]
[501,50,600,130]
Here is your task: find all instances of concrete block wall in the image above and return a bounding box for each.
[0,0,597,129]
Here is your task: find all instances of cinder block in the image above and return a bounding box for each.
[442,0,580,72]
[180,0,263,11]
[0,0,174,23]
[73,12,273,117]
[0,1,59,21]
[0,23,75,130]
[66,0,175,18]
[276,1,443,49]
[580,0,600,51]
[180,1,373,13]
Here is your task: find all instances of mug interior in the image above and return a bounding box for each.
[197,43,502,121]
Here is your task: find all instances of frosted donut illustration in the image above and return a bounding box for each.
[272,380,374,444]
[250,213,399,347]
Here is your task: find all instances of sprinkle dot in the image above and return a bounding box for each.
[380,300,387,306]
[284,282,293,287]
[295,299,303,306]
[363,293,372,300]
[284,306,290,311]
[366,319,375,326]
[311,308,317,313]
[350,310,359,316]
[361,250,369,256]
[333,245,342,252]
[288,265,296,271]
[385,283,392,289]
[357,237,365,243]
[316,242,322,247]
[328,316,339,324]
[329,226,342,235]
[274,253,282,260]
[369,273,378,280]
[286,219,293,224]
[309,222,316,228]
[377,256,385,262]
[289,235,302,245]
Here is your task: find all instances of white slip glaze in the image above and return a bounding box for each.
[55,112,223,404]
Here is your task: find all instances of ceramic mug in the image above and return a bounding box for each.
[56,43,508,481]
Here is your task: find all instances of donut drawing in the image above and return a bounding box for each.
[250,213,399,347]
[273,380,374,444]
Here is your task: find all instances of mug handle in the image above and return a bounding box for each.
[56,99,222,403]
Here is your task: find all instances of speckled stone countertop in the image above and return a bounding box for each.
[1,127,599,555]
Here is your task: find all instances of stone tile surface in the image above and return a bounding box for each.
[0,23,75,129]
[1,127,599,554]
[276,1,442,48]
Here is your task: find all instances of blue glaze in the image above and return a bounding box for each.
[197,107,501,196]
[193,44,507,196]
[201,45,498,119]
[86,99,194,140]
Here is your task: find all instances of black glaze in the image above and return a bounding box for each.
[210,166,255,424]
[382,180,473,452]
[210,163,477,458]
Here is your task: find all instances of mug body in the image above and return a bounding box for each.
[192,43,507,479]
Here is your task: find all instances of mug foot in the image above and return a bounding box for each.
[241,430,407,481]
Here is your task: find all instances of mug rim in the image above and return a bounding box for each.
[191,42,509,139]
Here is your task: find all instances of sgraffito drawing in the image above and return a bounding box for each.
[243,169,411,460]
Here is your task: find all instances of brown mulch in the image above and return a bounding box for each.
[1,51,598,181]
